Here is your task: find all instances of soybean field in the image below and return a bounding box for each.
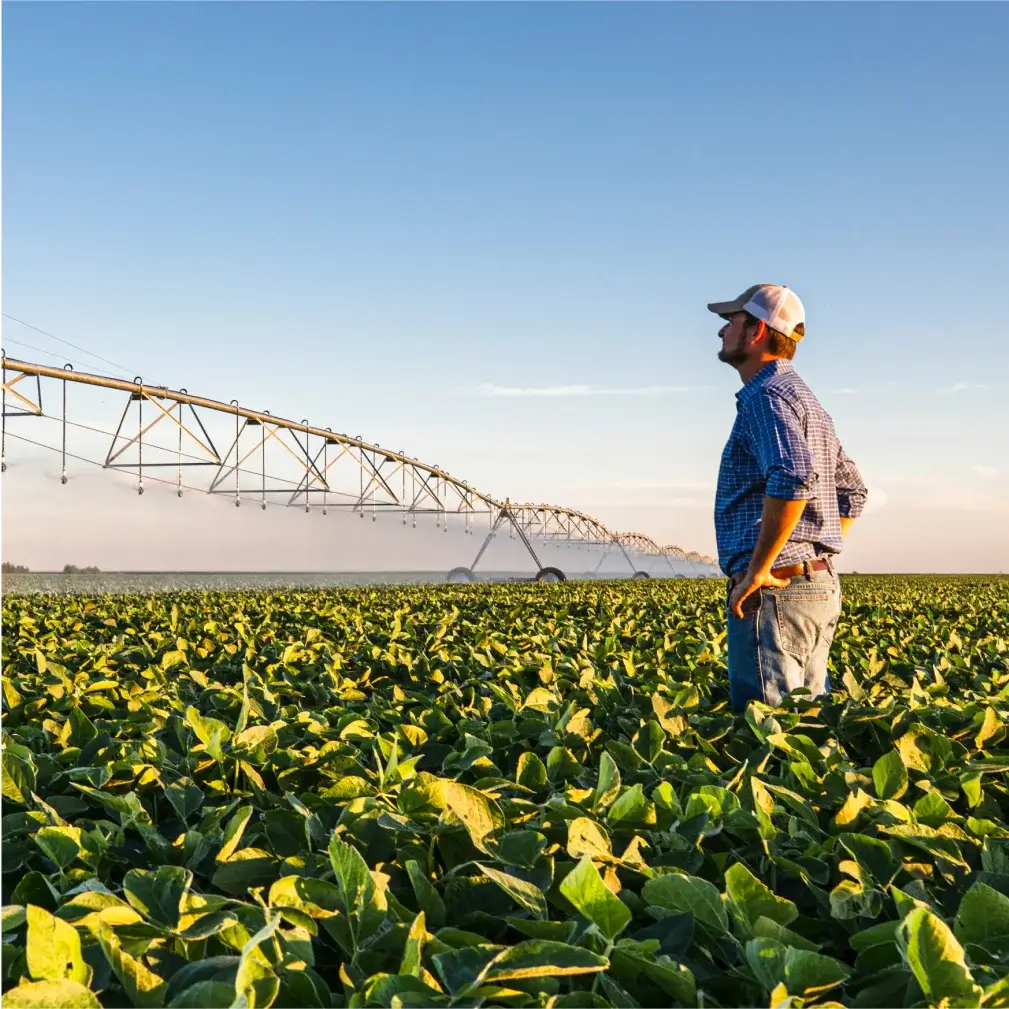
[2,575,1008,1008]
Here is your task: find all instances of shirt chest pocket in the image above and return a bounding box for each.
[721,426,756,474]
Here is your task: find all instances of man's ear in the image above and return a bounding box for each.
[747,319,766,346]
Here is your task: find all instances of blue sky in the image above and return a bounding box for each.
[3,2,1008,571]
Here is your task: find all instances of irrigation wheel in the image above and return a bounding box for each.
[535,567,567,583]
[632,571,651,579]
[446,567,475,584]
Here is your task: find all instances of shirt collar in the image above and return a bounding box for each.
[736,359,794,405]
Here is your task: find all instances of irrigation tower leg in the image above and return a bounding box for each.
[467,505,545,575]
[469,511,506,573]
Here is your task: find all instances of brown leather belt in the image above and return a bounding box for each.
[728,557,832,589]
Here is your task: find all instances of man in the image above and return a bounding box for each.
[708,284,867,712]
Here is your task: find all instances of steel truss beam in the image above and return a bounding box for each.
[2,370,43,418]
[0,355,719,570]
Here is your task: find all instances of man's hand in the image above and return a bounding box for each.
[729,568,791,619]
[840,516,855,538]
[728,495,807,618]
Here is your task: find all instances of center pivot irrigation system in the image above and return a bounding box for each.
[1,354,720,582]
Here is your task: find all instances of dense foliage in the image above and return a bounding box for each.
[2,575,1008,1008]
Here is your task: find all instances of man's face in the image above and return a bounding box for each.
[717,312,755,366]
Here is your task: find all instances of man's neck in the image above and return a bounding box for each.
[737,354,784,385]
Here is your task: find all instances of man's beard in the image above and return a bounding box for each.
[718,346,747,365]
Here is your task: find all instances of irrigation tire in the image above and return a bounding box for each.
[632,571,651,579]
[535,567,567,583]
[446,567,475,584]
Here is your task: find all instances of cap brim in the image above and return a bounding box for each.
[707,297,747,318]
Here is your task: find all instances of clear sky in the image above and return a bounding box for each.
[2,2,1008,572]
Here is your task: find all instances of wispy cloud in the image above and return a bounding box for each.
[937,381,987,396]
[972,464,998,481]
[554,479,714,492]
[574,494,710,509]
[474,383,706,398]
[617,480,714,491]
[877,473,933,487]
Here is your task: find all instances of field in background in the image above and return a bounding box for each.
[2,575,1008,1008]
[1,570,715,596]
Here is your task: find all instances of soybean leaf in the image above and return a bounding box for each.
[406,860,447,929]
[441,781,506,856]
[954,882,1009,952]
[558,856,630,941]
[566,818,613,863]
[839,833,898,887]
[400,911,427,977]
[898,906,983,1008]
[516,752,548,789]
[25,905,89,985]
[164,778,204,822]
[233,912,282,1009]
[479,864,547,921]
[753,915,820,952]
[746,937,788,991]
[2,905,27,933]
[873,750,908,801]
[611,947,696,1004]
[217,805,254,862]
[185,706,231,760]
[477,940,609,985]
[643,873,729,935]
[2,979,101,1008]
[783,947,851,999]
[35,826,81,871]
[592,752,621,813]
[123,866,192,931]
[168,981,236,1008]
[2,748,36,805]
[726,862,798,930]
[211,849,279,898]
[97,925,168,1008]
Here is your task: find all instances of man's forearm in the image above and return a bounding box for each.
[746,496,808,576]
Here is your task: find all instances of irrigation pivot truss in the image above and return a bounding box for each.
[1,355,720,582]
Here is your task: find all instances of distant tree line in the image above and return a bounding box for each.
[1,562,103,573]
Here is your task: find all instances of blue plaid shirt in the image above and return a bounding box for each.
[715,360,867,576]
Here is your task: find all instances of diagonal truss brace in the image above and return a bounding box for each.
[2,370,43,417]
[467,501,544,574]
[208,418,331,499]
[105,391,222,469]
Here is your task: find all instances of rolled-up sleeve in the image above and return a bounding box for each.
[745,391,817,500]
[835,444,868,518]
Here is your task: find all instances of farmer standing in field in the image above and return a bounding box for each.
[708,284,867,712]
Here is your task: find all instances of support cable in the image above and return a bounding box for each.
[2,314,136,378]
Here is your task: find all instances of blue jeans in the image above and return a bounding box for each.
[726,567,841,712]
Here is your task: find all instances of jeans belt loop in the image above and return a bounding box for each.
[803,559,812,581]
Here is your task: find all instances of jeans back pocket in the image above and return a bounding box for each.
[772,584,834,658]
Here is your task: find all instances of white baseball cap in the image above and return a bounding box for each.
[707,284,806,341]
